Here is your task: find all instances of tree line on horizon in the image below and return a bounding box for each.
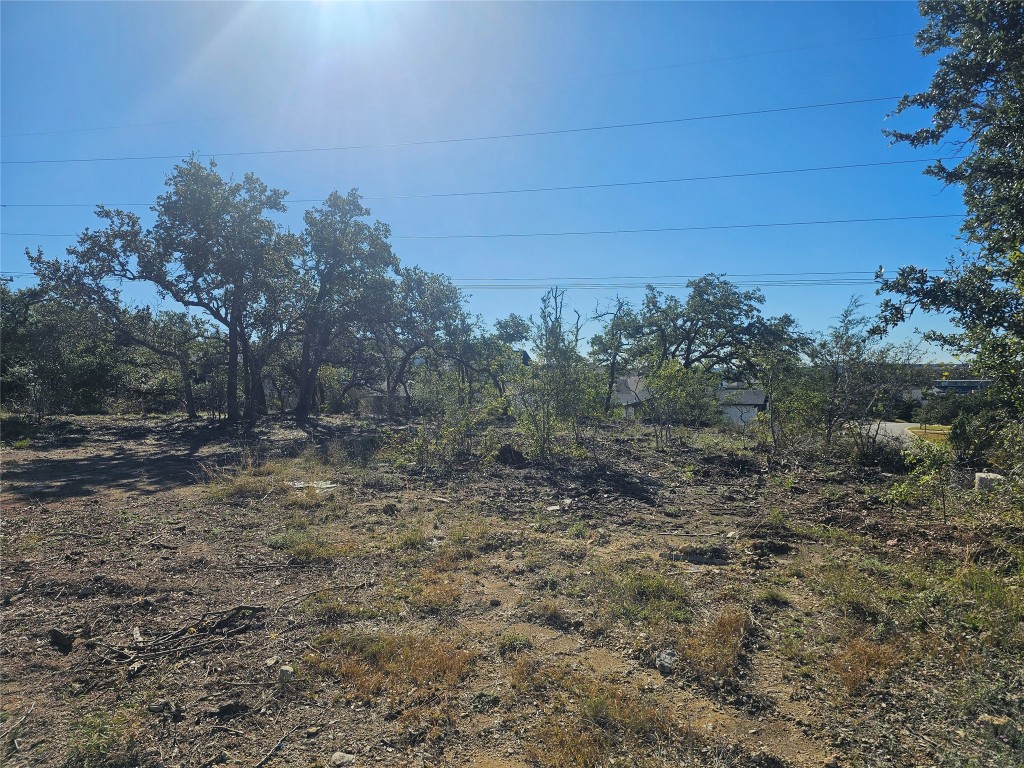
[1,1,1020,472]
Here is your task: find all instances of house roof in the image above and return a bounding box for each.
[716,388,766,407]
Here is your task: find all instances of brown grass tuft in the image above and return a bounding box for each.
[408,571,462,617]
[829,637,902,694]
[304,630,476,700]
[527,680,679,768]
[679,607,750,682]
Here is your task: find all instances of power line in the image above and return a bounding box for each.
[391,214,961,240]
[0,96,901,166]
[0,213,962,242]
[0,270,890,290]
[0,157,939,208]
[461,281,881,290]
[455,271,887,284]
[457,270,880,280]
[1,33,914,139]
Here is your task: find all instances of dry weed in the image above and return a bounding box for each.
[680,607,750,682]
[829,637,902,694]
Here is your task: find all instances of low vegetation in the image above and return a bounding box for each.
[3,414,1021,767]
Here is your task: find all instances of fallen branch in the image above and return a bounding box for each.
[95,605,266,664]
[274,581,371,612]
[0,703,34,742]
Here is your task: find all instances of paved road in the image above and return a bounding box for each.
[875,421,915,443]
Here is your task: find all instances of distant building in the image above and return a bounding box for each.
[610,376,767,425]
[611,376,652,418]
[931,379,994,396]
[716,387,767,425]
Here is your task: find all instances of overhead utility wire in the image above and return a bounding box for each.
[0,269,890,278]
[391,214,961,240]
[1,32,913,139]
[0,274,885,290]
[0,158,938,208]
[455,270,882,282]
[458,279,881,289]
[0,213,962,241]
[1,96,900,166]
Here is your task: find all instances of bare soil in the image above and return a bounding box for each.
[1,415,1020,767]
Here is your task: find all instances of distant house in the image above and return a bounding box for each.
[610,376,653,417]
[931,379,994,396]
[716,386,767,425]
[354,388,387,416]
[610,375,766,425]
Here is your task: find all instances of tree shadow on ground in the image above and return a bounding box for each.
[2,418,239,501]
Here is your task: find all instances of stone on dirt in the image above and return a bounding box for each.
[330,752,357,766]
[655,648,677,674]
[975,472,1005,491]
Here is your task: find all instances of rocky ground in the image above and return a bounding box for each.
[1,415,1021,767]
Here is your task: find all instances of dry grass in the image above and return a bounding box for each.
[829,637,903,694]
[204,449,338,502]
[408,571,462,616]
[268,529,345,563]
[498,632,534,657]
[679,607,750,682]
[533,597,571,628]
[304,630,476,700]
[393,516,431,550]
[908,424,951,443]
[509,655,573,694]
[601,567,691,625]
[299,592,376,624]
[527,680,680,768]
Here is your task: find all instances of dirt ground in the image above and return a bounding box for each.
[1,415,1020,767]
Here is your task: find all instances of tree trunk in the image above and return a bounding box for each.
[226,301,240,422]
[294,333,317,422]
[179,357,197,418]
[604,354,618,413]
[247,355,268,418]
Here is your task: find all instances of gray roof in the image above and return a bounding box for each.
[716,388,766,407]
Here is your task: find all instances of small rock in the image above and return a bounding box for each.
[975,472,1005,491]
[330,752,357,766]
[264,655,282,667]
[145,698,182,720]
[127,660,147,679]
[47,628,74,654]
[654,648,677,674]
[278,665,295,683]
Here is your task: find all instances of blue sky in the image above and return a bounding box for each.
[1,1,964,351]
